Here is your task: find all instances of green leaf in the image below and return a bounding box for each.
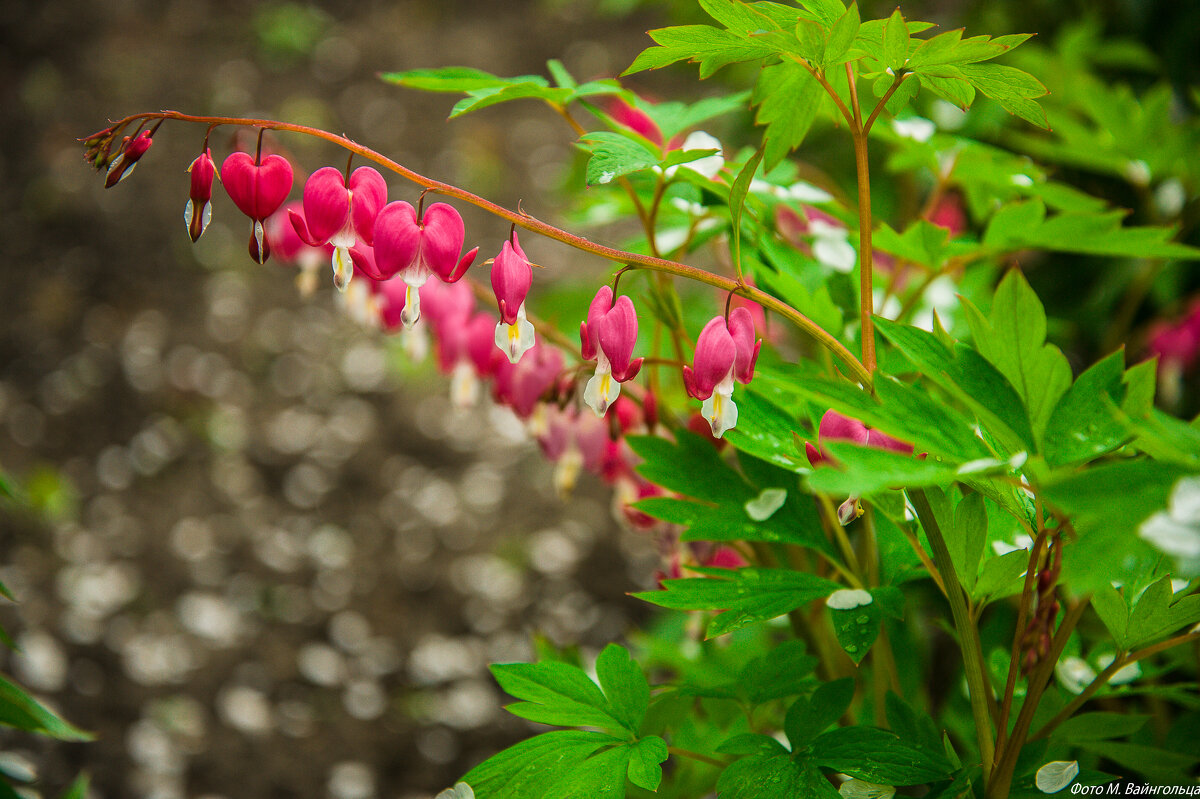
[960,269,1072,447]
[1072,741,1198,784]
[828,587,900,664]
[596,644,650,734]
[918,70,975,109]
[974,549,1027,602]
[717,755,838,799]
[807,442,963,495]
[882,9,910,71]
[718,733,790,756]
[797,0,846,26]
[380,66,512,92]
[874,317,1037,454]
[546,59,576,89]
[752,61,824,171]
[627,735,669,791]
[824,3,860,65]
[700,0,780,36]
[730,145,766,277]
[907,29,1008,70]
[958,63,1047,100]
[629,432,752,505]
[462,729,623,797]
[949,493,987,594]
[637,91,751,141]
[1126,576,1200,650]
[0,673,92,740]
[1054,712,1149,743]
[738,640,820,703]
[785,677,855,747]
[872,220,952,269]
[491,659,627,732]
[578,131,661,187]
[632,568,840,638]
[885,692,945,759]
[58,775,89,799]
[623,25,775,78]
[1091,583,1130,647]
[724,389,808,474]
[1043,350,1132,467]
[450,83,572,118]
[812,726,955,784]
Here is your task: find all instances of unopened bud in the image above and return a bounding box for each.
[105,129,154,188]
[184,148,217,242]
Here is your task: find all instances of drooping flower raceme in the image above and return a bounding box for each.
[289,166,387,292]
[222,149,295,264]
[490,232,536,364]
[368,201,478,329]
[184,148,216,243]
[683,308,760,439]
[579,286,644,417]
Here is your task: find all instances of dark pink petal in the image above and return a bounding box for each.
[685,316,736,400]
[348,243,386,281]
[599,295,642,382]
[727,307,760,384]
[866,428,914,455]
[301,166,350,244]
[818,410,869,447]
[377,278,409,332]
[608,97,664,148]
[421,203,468,282]
[580,285,612,361]
[188,149,215,204]
[805,441,824,468]
[465,312,501,376]
[420,278,474,337]
[490,235,533,325]
[348,167,387,244]
[221,151,294,221]
[371,201,421,281]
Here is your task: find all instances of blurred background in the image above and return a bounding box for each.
[0,0,1196,797]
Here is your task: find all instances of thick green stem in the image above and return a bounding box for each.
[908,489,994,782]
[845,66,876,376]
[94,111,872,387]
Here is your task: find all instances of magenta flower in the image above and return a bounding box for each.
[579,286,644,417]
[266,202,332,296]
[804,409,914,469]
[222,150,295,264]
[490,233,536,363]
[184,148,217,243]
[682,308,760,438]
[105,129,154,188]
[492,342,563,419]
[371,201,478,329]
[289,166,387,292]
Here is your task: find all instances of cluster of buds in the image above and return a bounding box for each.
[1018,539,1062,675]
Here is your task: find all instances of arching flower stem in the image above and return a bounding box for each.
[89,111,872,388]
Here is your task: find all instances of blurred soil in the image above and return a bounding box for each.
[0,1,663,796]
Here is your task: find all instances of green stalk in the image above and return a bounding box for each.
[908,488,995,782]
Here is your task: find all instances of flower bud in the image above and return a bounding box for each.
[184,148,217,242]
[105,129,154,188]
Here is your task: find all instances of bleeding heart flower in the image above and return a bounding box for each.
[683,308,760,438]
[492,342,563,419]
[266,202,332,296]
[222,149,295,264]
[105,129,154,188]
[371,200,478,329]
[184,148,217,243]
[490,232,536,364]
[289,166,387,292]
[580,286,644,417]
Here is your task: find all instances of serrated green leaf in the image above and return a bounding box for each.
[794,19,826,64]
[450,83,572,118]
[797,0,846,26]
[958,62,1047,100]
[717,733,790,756]
[974,549,1027,602]
[812,725,955,784]
[632,568,840,638]
[785,677,855,746]
[491,660,626,732]
[0,674,92,740]
[380,66,511,92]
[874,318,1037,454]
[753,61,824,171]
[629,432,752,504]
[1092,583,1130,647]
[627,735,669,791]
[824,3,860,65]
[724,389,809,475]
[1127,576,1200,650]
[738,640,820,703]
[462,729,622,798]
[596,644,650,734]
[828,594,882,663]
[872,220,952,269]
[917,70,975,109]
[578,131,661,187]
[718,755,838,799]
[960,269,1071,447]
[884,75,920,114]
[950,493,987,594]
[1043,350,1132,468]
[640,91,751,140]
[623,25,776,78]
[882,9,910,72]
[885,692,945,759]
[546,59,576,89]
[701,0,780,36]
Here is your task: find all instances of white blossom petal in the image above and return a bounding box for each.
[1035,761,1079,794]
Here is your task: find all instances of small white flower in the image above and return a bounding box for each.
[826,589,873,610]
[1055,656,1096,695]
[1035,760,1079,793]
[664,131,725,180]
[891,116,935,143]
[1096,653,1141,685]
